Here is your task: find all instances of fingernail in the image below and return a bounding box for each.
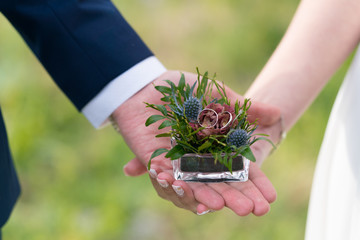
[149,169,157,178]
[157,178,169,188]
[123,165,129,176]
[172,185,184,197]
[197,210,211,216]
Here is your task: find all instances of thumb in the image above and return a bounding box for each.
[217,86,280,126]
[123,157,148,176]
[247,101,281,126]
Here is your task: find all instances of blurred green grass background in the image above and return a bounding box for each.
[0,0,353,239]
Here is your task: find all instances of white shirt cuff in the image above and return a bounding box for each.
[81,56,167,128]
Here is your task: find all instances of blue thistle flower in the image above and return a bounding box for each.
[171,81,203,122]
[184,96,202,121]
[227,129,249,148]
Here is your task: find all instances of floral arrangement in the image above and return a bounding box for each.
[145,69,274,171]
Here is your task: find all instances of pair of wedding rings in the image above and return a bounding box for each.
[197,108,233,129]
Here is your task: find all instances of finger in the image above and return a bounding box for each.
[247,101,281,126]
[248,162,277,203]
[209,183,254,216]
[148,168,181,200]
[157,173,203,213]
[171,180,199,213]
[190,183,225,211]
[149,170,199,212]
[250,138,274,166]
[123,157,148,176]
[196,204,212,216]
[228,181,270,216]
[156,172,176,193]
[152,167,220,214]
[148,168,172,200]
[209,82,281,126]
[171,180,193,198]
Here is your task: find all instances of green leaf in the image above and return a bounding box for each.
[145,103,168,116]
[208,136,227,146]
[198,140,212,152]
[165,145,186,160]
[240,146,256,162]
[214,82,226,101]
[179,122,188,132]
[186,126,205,138]
[155,85,172,94]
[148,148,169,169]
[250,137,276,149]
[175,140,198,152]
[235,101,240,115]
[200,71,208,97]
[145,115,166,126]
[185,84,191,98]
[253,133,269,137]
[155,133,172,138]
[178,73,185,95]
[164,80,176,89]
[155,104,167,115]
[160,96,171,102]
[158,120,176,129]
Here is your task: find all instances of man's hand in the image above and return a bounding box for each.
[112,70,280,215]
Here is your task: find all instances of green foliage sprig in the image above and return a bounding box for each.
[145,69,275,171]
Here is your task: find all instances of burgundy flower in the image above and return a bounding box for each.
[192,103,238,138]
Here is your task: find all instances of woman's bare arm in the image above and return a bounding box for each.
[246,0,360,135]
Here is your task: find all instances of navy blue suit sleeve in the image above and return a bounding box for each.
[0,109,21,228]
[1,0,153,110]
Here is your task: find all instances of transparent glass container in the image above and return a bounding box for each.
[172,153,250,182]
